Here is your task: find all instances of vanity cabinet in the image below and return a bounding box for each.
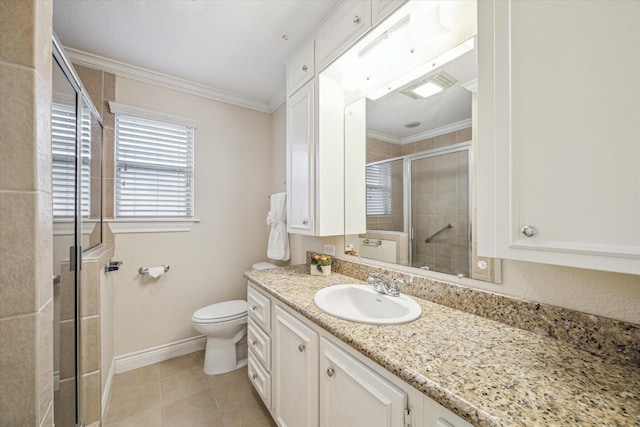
[371,0,406,27]
[247,285,272,408]
[273,305,319,427]
[319,337,407,427]
[477,0,640,274]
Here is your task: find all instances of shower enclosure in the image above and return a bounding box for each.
[366,143,471,277]
[52,34,103,427]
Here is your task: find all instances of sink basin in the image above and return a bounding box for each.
[313,284,422,325]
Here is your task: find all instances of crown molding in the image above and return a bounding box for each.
[366,130,402,144]
[367,119,473,145]
[64,47,274,114]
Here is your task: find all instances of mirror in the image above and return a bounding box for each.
[327,0,500,282]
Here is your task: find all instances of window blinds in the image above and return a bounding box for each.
[115,114,194,218]
[51,101,90,218]
[366,162,392,216]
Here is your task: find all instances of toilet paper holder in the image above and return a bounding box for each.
[138,264,170,275]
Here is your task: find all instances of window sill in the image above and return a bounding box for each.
[106,218,200,234]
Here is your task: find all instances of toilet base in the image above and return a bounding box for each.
[203,335,247,375]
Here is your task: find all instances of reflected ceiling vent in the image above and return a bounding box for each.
[401,70,458,100]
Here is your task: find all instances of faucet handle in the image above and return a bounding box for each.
[390,277,405,291]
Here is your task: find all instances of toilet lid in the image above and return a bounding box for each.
[193,300,247,322]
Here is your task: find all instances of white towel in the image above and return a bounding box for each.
[266,192,290,261]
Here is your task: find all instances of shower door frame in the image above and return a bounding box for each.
[406,141,473,276]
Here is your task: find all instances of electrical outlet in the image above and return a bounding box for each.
[323,244,335,256]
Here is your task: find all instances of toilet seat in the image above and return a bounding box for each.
[192,300,247,324]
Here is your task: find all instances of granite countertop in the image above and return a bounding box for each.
[244,265,640,427]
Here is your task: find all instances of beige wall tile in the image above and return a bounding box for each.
[104,126,115,180]
[81,316,100,374]
[0,313,38,426]
[103,178,115,218]
[36,191,53,309]
[82,261,100,317]
[74,65,103,118]
[54,378,76,427]
[59,263,75,321]
[0,64,38,191]
[0,0,36,69]
[82,371,102,425]
[0,191,37,317]
[58,320,75,380]
[456,126,472,143]
[434,131,457,148]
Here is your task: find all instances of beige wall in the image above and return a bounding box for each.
[112,77,272,356]
[0,0,54,425]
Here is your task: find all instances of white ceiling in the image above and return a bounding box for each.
[53,0,339,111]
[366,47,476,140]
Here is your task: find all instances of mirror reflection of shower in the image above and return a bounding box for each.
[364,142,471,277]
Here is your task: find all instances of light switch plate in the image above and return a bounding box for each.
[323,244,335,256]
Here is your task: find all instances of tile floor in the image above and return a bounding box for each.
[104,351,276,427]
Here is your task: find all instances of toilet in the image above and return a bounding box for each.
[192,262,277,375]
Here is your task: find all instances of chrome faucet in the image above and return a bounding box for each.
[366,271,404,297]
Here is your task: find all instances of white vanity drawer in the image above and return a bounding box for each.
[248,351,272,408]
[247,283,271,332]
[248,318,271,370]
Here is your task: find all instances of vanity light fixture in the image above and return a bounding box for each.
[367,37,474,101]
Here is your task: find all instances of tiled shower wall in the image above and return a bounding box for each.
[0,1,55,425]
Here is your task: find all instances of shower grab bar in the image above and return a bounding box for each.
[425,224,453,243]
[362,238,382,246]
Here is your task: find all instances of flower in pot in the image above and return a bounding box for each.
[310,253,332,276]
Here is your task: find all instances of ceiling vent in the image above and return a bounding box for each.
[401,70,458,100]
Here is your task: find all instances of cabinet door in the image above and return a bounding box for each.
[286,40,315,96]
[371,0,406,27]
[286,81,315,235]
[320,337,407,427]
[315,0,371,71]
[273,305,319,427]
[477,0,640,274]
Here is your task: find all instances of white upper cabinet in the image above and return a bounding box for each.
[371,0,406,27]
[286,40,315,96]
[286,81,315,235]
[477,0,640,274]
[315,0,372,71]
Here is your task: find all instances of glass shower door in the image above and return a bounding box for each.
[410,147,470,276]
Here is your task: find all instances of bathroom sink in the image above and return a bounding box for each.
[313,284,422,325]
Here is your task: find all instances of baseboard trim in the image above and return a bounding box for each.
[114,335,207,374]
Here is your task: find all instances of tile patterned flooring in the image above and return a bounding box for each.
[104,351,276,427]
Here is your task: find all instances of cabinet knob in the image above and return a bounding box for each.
[251,339,258,346]
[298,344,306,352]
[326,367,335,377]
[251,372,258,380]
[521,225,536,237]
[302,220,308,225]
[353,15,360,24]
[251,305,258,311]
[302,65,308,72]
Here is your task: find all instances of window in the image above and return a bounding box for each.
[52,100,91,218]
[115,114,194,218]
[366,161,392,216]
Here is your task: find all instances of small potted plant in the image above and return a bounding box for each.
[310,253,332,276]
